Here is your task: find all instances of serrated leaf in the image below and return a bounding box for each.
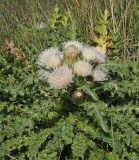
[94,106,109,132]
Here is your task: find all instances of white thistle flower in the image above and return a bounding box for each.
[48,65,73,89]
[94,48,107,63]
[63,41,83,58]
[73,61,92,77]
[82,46,96,61]
[38,48,62,69]
[93,67,108,82]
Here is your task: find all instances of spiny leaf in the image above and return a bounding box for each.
[93,105,109,133]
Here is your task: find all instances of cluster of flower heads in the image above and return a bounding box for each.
[38,41,108,89]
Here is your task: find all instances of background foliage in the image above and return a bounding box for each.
[0,0,139,159]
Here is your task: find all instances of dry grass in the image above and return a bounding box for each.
[0,0,139,61]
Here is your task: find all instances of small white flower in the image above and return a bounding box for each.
[73,61,92,77]
[48,65,73,89]
[36,22,46,29]
[94,48,107,63]
[63,41,83,58]
[82,46,96,61]
[93,67,108,82]
[38,48,62,69]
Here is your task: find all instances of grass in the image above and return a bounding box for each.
[0,0,139,56]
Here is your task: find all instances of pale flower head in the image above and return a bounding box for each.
[38,48,62,69]
[93,47,107,63]
[48,65,73,89]
[63,41,83,58]
[93,66,108,82]
[82,46,96,61]
[73,60,92,77]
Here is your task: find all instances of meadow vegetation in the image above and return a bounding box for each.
[0,0,139,159]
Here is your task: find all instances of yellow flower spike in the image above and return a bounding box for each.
[92,9,111,55]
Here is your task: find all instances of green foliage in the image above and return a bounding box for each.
[48,4,69,29]
[47,4,78,41]
[0,0,139,160]
[1,45,139,159]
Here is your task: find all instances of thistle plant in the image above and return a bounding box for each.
[37,40,108,104]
